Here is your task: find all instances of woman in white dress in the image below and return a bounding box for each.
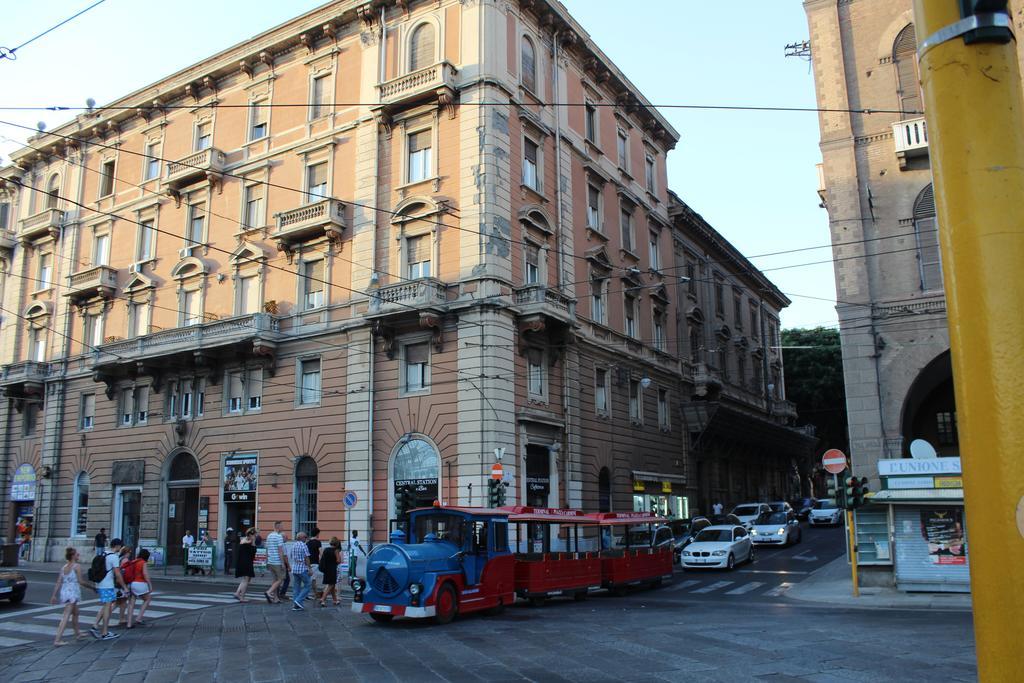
[50,547,88,645]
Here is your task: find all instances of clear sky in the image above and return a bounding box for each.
[0,0,835,329]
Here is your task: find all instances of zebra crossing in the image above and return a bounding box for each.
[0,592,238,650]
[664,576,796,599]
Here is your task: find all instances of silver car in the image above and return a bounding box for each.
[750,511,802,546]
[809,499,843,526]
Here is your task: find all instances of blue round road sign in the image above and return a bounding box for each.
[343,491,358,509]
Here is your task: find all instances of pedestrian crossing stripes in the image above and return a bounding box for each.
[691,580,734,594]
[764,582,794,597]
[725,581,765,595]
[659,576,804,598]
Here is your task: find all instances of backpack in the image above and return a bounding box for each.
[88,552,111,583]
[123,558,144,584]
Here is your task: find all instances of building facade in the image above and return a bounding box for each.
[0,0,807,562]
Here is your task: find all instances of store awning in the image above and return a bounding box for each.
[871,488,964,504]
[631,470,686,484]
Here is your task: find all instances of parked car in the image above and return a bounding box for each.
[809,499,843,526]
[790,497,817,521]
[668,517,711,563]
[750,511,802,546]
[730,503,771,526]
[767,501,795,515]
[0,570,27,604]
[679,525,754,570]
[706,513,744,528]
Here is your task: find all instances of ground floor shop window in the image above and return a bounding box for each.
[633,493,688,519]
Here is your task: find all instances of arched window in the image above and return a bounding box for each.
[598,467,611,513]
[168,452,200,481]
[45,174,60,210]
[409,23,435,72]
[913,184,942,291]
[893,25,921,114]
[392,437,440,509]
[295,457,318,537]
[72,472,89,535]
[521,36,537,93]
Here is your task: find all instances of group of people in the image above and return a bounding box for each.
[49,538,154,645]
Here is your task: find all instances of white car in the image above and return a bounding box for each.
[730,503,771,526]
[750,511,802,546]
[809,499,843,526]
[680,525,754,570]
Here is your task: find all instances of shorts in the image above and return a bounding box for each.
[269,564,287,581]
[130,582,150,597]
[98,588,117,604]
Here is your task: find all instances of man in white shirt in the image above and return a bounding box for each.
[264,521,287,604]
[712,502,724,516]
[90,538,126,641]
[182,530,196,574]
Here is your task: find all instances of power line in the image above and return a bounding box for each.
[0,1,107,63]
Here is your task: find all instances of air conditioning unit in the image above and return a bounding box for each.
[178,247,192,259]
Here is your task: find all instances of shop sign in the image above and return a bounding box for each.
[187,546,214,568]
[886,476,936,490]
[632,480,645,492]
[395,478,439,496]
[10,464,36,502]
[934,477,963,489]
[878,457,961,477]
[920,508,967,565]
[526,477,549,494]
[661,481,672,494]
[224,454,258,502]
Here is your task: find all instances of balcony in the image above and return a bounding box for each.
[367,278,447,318]
[0,231,14,256]
[771,398,798,422]
[0,361,50,399]
[692,362,722,399]
[65,265,118,302]
[514,285,575,327]
[18,208,64,243]
[892,117,928,168]
[165,147,226,190]
[376,61,458,115]
[271,199,346,248]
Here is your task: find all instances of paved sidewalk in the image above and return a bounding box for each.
[786,556,973,611]
[15,559,274,588]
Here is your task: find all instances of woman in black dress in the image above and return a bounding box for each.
[318,537,341,606]
[233,528,257,602]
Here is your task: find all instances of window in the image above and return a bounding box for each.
[81,393,95,430]
[749,304,759,337]
[587,185,601,229]
[180,379,194,418]
[72,472,89,536]
[914,185,942,291]
[894,25,921,115]
[299,358,322,405]
[228,371,244,413]
[585,103,597,143]
[753,358,763,392]
[409,23,435,71]
[595,368,608,415]
[648,231,660,270]
[136,386,149,424]
[621,206,634,252]
[227,368,263,413]
[407,234,431,279]
[144,142,160,180]
[128,301,149,338]
[182,289,202,326]
[195,122,212,151]
[689,326,701,362]
[302,259,325,310]
[30,327,46,362]
[243,184,264,230]
[617,129,629,170]
[653,309,665,351]
[591,280,606,324]
[45,175,60,209]
[249,101,268,140]
[624,294,637,338]
[629,379,642,423]
[247,368,263,410]
[84,312,103,348]
[936,411,957,445]
[404,342,430,393]
[97,160,115,197]
[306,162,328,202]
[407,130,432,184]
[720,345,730,380]
[522,138,540,191]
[93,233,110,267]
[657,389,669,429]
[137,219,155,261]
[645,154,656,193]
[527,348,545,398]
[737,353,747,388]
[0,201,10,230]
[238,274,260,314]
[525,243,540,285]
[120,388,134,426]
[167,379,203,420]
[685,259,696,295]
[187,202,205,246]
[295,457,319,537]
[714,276,725,317]
[38,252,53,289]
[310,75,328,120]
[733,292,743,330]
[521,36,537,93]
[23,402,39,436]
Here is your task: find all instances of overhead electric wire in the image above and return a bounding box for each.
[0,1,107,63]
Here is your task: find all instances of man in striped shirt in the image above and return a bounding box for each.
[287,532,311,611]
[264,521,287,604]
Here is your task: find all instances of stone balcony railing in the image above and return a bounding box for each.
[377,61,458,109]
[94,313,279,367]
[692,361,723,398]
[514,285,575,325]
[771,398,798,421]
[367,278,447,317]
[272,199,346,246]
[165,147,226,189]
[0,360,50,388]
[893,117,928,168]
[18,208,64,243]
[65,265,118,302]
[0,231,15,254]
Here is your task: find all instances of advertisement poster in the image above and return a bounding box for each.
[187,546,213,568]
[223,454,258,502]
[139,544,166,566]
[254,548,268,571]
[920,508,967,565]
[11,464,36,502]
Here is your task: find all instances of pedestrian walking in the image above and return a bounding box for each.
[50,547,88,646]
[124,549,153,628]
[95,528,107,557]
[264,521,286,604]
[712,501,724,516]
[306,528,322,601]
[318,537,341,607]
[114,545,132,628]
[88,537,125,641]
[286,532,311,611]
[233,528,257,602]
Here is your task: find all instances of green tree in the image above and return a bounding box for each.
[781,327,849,457]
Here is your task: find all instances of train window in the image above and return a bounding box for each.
[414,513,464,547]
[492,522,508,552]
[471,521,489,554]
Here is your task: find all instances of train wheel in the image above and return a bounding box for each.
[434,584,458,625]
[573,591,588,601]
[369,613,393,624]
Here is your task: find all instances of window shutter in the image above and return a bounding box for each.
[229,372,244,402]
[307,260,325,291]
[409,130,431,153]
[406,342,429,365]
[526,243,539,266]
[410,24,435,71]
[894,25,921,114]
[407,235,429,262]
[521,37,537,92]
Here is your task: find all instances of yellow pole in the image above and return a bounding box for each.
[912,2,1024,680]
[846,509,859,597]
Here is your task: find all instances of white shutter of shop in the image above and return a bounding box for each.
[893,506,971,593]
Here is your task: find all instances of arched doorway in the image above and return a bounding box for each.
[901,351,958,457]
[598,467,611,512]
[166,451,200,567]
[391,437,440,512]
[294,457,318,537]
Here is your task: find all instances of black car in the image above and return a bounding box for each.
[790,497,817,521]
[668,517,712,563]
[0,570,27,604]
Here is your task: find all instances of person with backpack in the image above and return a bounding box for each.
[124,549,153,628]
[88,538,126,641]
[114,546,132,628]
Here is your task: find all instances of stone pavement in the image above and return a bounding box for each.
[16,559,276,588]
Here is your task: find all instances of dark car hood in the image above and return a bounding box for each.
[0,571,26,581]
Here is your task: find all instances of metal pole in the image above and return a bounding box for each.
[846,509,859,598]
[912,2,1024,679]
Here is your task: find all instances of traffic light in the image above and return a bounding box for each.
[487,479,501,507]
[394,485,414,519]
[496,481,507,507]
[846,476,870,509]
[828,469,848,509]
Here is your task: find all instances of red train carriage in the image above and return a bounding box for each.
[503,506,603,605]
[590,511,675,594]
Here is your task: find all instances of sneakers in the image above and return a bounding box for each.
[89,627,100,639]
[292,601,304,611]
[100,632,120,641]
